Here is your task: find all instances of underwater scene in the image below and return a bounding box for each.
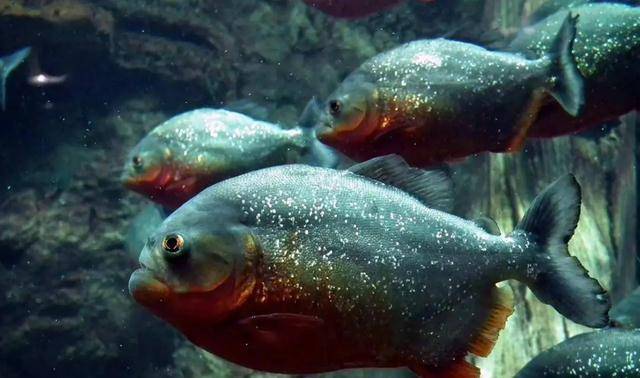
[1,0,639,377]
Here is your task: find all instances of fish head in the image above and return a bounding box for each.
[316,77,379,147]
[122,132,173,194]
[122,110,277,208]
[129,201,258,327]
[121,131,215,209]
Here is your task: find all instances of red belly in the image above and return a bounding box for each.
[182,317,397,374]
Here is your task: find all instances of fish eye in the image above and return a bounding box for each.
[132,155,143,169]
[162,233,187,257]
[329,100,342,116]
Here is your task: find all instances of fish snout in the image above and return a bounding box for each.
[128,267,171,306]
[315,122,340,145]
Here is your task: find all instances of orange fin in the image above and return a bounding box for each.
[507,90,547,152]
[411,358,480,378]
[468,285,515,357]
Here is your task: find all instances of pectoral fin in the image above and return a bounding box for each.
[238,313,324,330]
[507,89,546,152]
[237,313,325,347]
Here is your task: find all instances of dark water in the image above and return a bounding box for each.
[0,1,638,377]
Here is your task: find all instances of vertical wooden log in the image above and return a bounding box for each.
[454,117,637,377]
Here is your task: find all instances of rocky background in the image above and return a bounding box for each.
[0,0,637,377]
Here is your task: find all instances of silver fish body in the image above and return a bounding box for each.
[131,156,609,375]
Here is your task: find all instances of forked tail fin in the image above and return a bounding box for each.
[514,174,610,327]
[545,13,585,117]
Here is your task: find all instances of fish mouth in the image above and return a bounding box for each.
[315,123,337,141]
[121,166,166,190]
[128,262,171,306]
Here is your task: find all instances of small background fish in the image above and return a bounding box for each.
[122,108,341,209]
[0,47,30,110]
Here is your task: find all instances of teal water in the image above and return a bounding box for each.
[0,1,638,377]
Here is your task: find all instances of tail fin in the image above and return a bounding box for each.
[0,47,31,110]
[545,13,585,117]
[296,97,345,168]
[298,97,323,129]
[515,174,610,328]
[300,137,343,169]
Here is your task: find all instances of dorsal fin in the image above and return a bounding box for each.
[348,155,453,212]
[298,97,323,129]
[474,217,501,236]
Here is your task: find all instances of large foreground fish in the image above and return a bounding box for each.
[309,13,584,166]
[122,108,338,209]
[129,155,609,377]
[303,0,433,19]
[0,47,31,111]
[509,3,640,138]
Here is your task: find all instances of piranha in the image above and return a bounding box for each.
[0,47,31,111]
[121,108,338,209]
[308,13,584,167]
[129,155,609,377]
[515,329,640,377]
[303,0,434,19]
[516,285,640,377]
[509,3,640,138]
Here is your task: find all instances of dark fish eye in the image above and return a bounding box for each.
[162,233,186,257]
[132,155,143,169]
[329,100,342,116]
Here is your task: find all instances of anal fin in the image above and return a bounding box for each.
[411,358,480,378]
[506,90,547,152]
[468,285,515,357]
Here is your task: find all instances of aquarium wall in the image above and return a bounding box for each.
[0,0,638,377]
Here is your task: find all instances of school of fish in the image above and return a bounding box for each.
[122,2,640,377]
